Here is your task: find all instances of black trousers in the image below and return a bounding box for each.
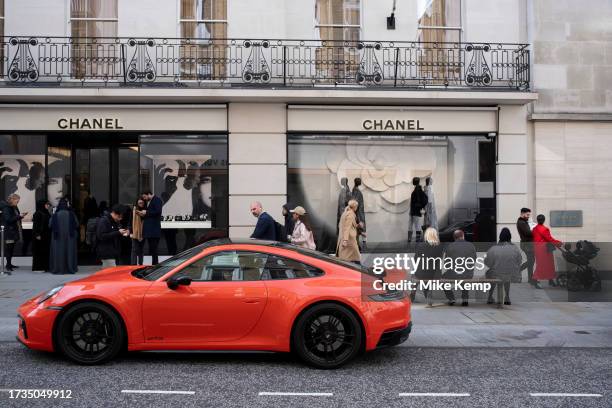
[131,239,145,265]
[521,249,535,283]
[146,238,160,265]
[443,270,473,302]
[4,242,15,267]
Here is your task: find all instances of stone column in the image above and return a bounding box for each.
[227,103,287,238]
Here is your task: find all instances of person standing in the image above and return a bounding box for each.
[289,206,316,250]
[282,202,295,242]
[141,191,162,265]
[443,229,477,306]
[532,214,562,289]
[96,205,128,267]
[408,177,428,243]
[250,201,277,240]
[337,199,361,264]
[49,199,79,274]
[0,194,26,273]
[485,228,522,305]
[413,227,444,306]
[130,198,146,265]
[32,199,52,272]
[352,178,366,247]
[516,207,535,286]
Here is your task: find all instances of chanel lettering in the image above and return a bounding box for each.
[57,118,124,130]
[362,119,425,131]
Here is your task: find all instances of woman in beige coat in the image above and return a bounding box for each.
[337,199,361,264]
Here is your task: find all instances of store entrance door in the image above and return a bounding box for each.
[47,134,139,264]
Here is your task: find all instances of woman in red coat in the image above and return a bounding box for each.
[532,214,563,289]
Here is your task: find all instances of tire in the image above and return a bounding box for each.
[556,272,568,288]
[567,276,582,292]
[55,302,125,365]
[292,303,362,369]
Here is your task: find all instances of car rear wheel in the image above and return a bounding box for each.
[292,303,362,369]
[55,302,124,365]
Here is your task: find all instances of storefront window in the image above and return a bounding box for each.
[139,134,228,230]
[0,135,46,226]
[288,134,496,252]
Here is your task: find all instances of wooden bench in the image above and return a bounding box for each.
[409,277,506,308]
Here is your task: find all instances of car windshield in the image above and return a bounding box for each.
[134,241,226,281]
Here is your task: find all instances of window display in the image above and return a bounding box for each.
[139,134,228,230]
[0,135,46,227]
[288,134,496,252]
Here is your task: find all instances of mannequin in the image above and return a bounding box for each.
[337,177,351,235]
[424,177,438,230]
[352,177,366,248]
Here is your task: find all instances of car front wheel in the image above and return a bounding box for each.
[292,303,362,369]
[55,302,124,365]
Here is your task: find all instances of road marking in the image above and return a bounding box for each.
[399,393,470,397]
[121,390,195,395]
[259,392,333,397]
[530,393,602,397]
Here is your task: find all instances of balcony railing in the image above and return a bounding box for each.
[0,36,530,90]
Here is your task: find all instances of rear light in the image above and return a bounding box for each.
[368,290,407,302]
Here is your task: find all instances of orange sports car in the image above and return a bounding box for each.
[17,239,411,368]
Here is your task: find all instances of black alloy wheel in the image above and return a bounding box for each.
[293,303,362,369]
[55,302,124,365]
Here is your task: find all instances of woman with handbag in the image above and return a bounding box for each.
[485,228,522,305]
[532,214,563,289]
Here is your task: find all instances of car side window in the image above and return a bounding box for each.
[178,251,268,282]
[261,255,324,280]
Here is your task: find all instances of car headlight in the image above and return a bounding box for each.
[36,285,64,304]
[368,290,406,302]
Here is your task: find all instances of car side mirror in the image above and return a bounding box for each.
[167,275,192,290]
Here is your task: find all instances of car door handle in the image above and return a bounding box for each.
[243,298,261,304]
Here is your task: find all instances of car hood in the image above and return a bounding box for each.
[71,265,145,283]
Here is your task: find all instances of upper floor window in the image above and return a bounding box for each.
[70,0,118,38]
[179,0,228,80]
[417,0,461,43]
[315,0,360,43]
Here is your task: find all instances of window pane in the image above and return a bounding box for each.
[181,0,226,20]
[0,135,46,223]
[288,134,497,251]
[71,0,117,19]
[316,0,359,26]
[418,0,461,27]
[139,135,228,230]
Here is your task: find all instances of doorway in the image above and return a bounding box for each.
[47,133,139,263]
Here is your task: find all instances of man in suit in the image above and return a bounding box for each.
[140,190,163,264]
[250,201,277,240]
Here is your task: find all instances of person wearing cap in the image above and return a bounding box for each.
[289,206,316,250]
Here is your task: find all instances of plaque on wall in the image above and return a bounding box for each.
[550,210,583,227]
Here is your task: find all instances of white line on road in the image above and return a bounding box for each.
[530,393,602,397]
[259,392,333,397]
[399,393,470,397]
[121,390,195,395]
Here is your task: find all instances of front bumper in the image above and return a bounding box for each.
[16,299,62,352]
[376,321,412,349]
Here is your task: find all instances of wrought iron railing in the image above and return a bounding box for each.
[0,37,530,90]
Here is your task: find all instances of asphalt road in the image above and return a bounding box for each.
[0,342,610,408]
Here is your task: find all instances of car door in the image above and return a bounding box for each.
[142,250,268,344]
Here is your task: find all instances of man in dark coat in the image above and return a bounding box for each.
[516,207,535,286]
[250,201,277,240]
[141,191,162,264]
[96,205,128,267]
[0,194,26,273]
[282,202,295,242]
[443,230,477,306]
[408,177,428,243]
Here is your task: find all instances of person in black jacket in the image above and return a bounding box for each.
[442,229,477,306]
[32,199,51,272]
[281,203,295,242]
[96,205,128,267]
[0,194,26,273]
[141,191,163,265]
[516,207,535,286]
[408,177,428,243]
[250,201,277,240]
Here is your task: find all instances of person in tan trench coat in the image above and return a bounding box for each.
[337,199,361,264]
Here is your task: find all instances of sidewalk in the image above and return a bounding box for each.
[1,264,611,347]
